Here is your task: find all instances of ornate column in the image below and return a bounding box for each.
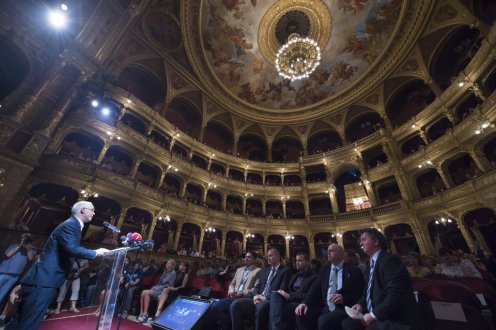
[362,179,377,206]
[242,197,247,215]
[198,228,205,253]
[174,221,184,250]
[242,235,247,253]
[96,142,110,165]
[207,158,212,171]
[158,171,166,190]
[470,222,492,256]
[328,185,339,213]
[12,56,66,124]
[435,166,454,189]
[282,200,287,219]
[412,222,435,255]
[180,182,187,199]
[336,234,344,248]
[202,188,208,204]
[469,151,491,173]
[130,158,142,178]
[38,71,92,137]
[419,128,429,145]
[221,230,227,258]
[285,237,290,259]
[115,204,131,228]
[307,231,315,259]
[221,194,227,211]
[452,216,474,248]
[302,189,311,217]
[262,198,267,216]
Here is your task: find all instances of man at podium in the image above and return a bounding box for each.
[6,201,109,330]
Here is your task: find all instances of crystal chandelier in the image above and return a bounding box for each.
[275,33,321,81]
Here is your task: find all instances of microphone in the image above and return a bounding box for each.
[103,221,121,233]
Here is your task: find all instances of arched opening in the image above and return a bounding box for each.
[101,146,133,176]
[308,130,342,155]
[415,169,446,198]
[117,65,165,109]
[203,121,233,154]
[386,80,435,127]
[57,132,104,162]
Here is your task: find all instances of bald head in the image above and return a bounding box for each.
[327,243,344,265]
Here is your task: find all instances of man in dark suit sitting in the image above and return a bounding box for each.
[230,248,290,330]
[341,228,423,330]
[295,243,365,330]
[270,252,317,330]
[6,201,109,330]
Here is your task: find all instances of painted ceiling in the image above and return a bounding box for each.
[200,0,402,110]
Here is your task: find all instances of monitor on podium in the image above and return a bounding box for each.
[152,296,212,330]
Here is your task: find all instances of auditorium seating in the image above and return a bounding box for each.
[418,281,492,330]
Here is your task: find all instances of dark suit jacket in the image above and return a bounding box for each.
[247,264,290,299]
[360,251,422,329]
[287,269,317,303]
[22,216,97,288]
[303,262,365,309]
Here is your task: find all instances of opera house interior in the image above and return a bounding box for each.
[1,0,496,268]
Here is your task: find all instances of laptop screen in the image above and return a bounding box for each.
[153,296,212,330]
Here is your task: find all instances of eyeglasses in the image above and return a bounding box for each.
[82,208,95,212]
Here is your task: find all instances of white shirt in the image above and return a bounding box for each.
[75,216,84,231]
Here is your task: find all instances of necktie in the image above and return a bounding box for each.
[262,268,276,296]
[237,267,250,293]
[366,259,375,313]
[327,267,339,311]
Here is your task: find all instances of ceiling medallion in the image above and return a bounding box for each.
[275,33,321,81]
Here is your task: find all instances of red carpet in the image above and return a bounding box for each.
[38,307,151,330]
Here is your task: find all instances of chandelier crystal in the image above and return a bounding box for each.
[275,33,321,81]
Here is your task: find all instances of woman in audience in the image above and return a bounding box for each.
[154,261,190,318]
[435,248,480,278]
[406,251,431,277]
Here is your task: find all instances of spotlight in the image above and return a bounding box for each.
[101,107,110,116]
[60,3,68,11]
[91,100,99,107]
[47,9,67,29]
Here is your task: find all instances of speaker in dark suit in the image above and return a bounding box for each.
[230,248,290,330]
[296,244,365,330]
[6,201,108,330]
[342,228,424,330]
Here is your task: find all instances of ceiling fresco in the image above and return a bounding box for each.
[200,0,403,110]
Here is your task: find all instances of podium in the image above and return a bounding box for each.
[91,246,138,330]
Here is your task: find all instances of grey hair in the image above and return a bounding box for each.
[71,201,94,215]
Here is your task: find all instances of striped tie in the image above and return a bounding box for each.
[366,259,375,313]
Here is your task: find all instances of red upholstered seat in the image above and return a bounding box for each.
[418,281,491,330]
[410,276,431,292]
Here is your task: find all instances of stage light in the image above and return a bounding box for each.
[47,9,67,29]
[60,3,68,11]
[101,107,110,116]
[91,100,99,107]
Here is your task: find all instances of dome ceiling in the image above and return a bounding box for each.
[182,0,433,124]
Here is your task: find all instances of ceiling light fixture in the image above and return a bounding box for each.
[275,33,321,81]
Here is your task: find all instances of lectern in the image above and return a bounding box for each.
[92,246,138,330]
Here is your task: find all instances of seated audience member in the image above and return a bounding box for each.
[296,244,365,330]
[142,259,158,277]
[435,248,481,278]
[344,249,367,279]
[154,261,190,318]
[137,259,176,322]
[118,260,144,319]
[342,228,423,330]
[406,252,431,278]
[230,248,290,330]
[204,252,261,330]
[0,233,36,307]
[310,258,322,274]
[272,252,317,330]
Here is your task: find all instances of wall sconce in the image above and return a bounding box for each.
[285,234,295,240]
[205,226,216,233]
